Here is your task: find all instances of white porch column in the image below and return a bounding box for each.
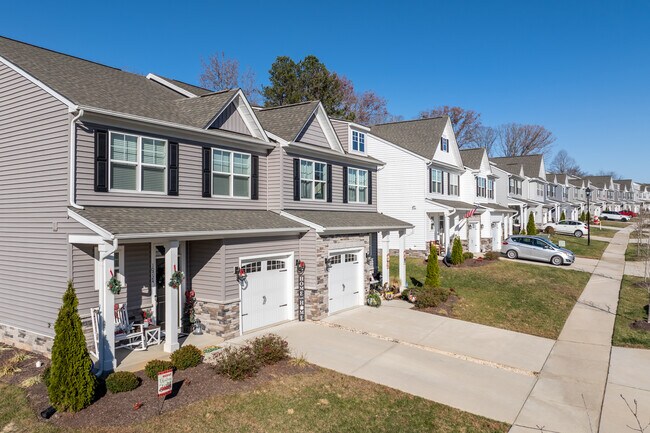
[98,242,116,372]
[164,240,180,353]
[398,229,406,289]
[381,231,390,286]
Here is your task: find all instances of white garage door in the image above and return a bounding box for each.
[328,250,363,314]
[240,255,292,332]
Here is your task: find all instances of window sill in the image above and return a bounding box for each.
[109,189,167,196]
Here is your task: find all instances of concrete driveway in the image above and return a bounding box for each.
[232,303,554,424]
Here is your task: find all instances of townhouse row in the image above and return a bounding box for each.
[0,36,647,370]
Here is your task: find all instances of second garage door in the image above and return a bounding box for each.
[240,255,292,333]
[328,249,363,314]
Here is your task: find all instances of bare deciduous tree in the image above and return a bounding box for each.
[472,126,499,156]
[200,52,259,104]
[550,150,584,176]
[419,106,482,148]
[596,170,623,180]
[337,75,391,125]
[496,123,556,157]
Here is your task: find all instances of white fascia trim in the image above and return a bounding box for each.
[286,141,385,168]
[279,211,325,232]
[234,91,270,142]
[330,118,371,132]
[68,235,105,244]
[323,225,413,235]
[265,130,290,145]
[0,55,77,111]
[67,209,113,240]
[295,103,346,154]
[115,226,308,240]
[145,73,197,98]
[429,159,466,173]
[79,106,275,151]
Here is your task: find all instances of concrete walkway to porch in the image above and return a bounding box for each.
[509,225,632,433]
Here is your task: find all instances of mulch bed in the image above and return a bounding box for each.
[457,258,498,268]
[630,320,650,332]
[0,343,50,387]
[0,343,318,430]
[413,294,460,317]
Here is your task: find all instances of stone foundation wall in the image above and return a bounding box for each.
[0,323,53,356]
[194,300,240,340]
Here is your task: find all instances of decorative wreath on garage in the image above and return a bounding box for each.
[107,270,122,295]
[169,266,185,289]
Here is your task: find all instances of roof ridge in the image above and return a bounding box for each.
[0,35,122,71]
[257,100,319,111]
[166,77,212,92]
[373,116,447,127]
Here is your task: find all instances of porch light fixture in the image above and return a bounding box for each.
[296,260,306,275]
[365,252,372,265]
[324,257,333,271]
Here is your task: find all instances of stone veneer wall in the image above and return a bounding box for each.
[0,323,53,356]
[308,233,372,320]
[193,300,240,340]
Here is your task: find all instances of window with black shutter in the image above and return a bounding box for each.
[342,166,348,203]
[202,147,211,197]
[251,155,259,200]
[327,164,333,203]
[293,158,300,201]
[368,169,373,204]
[167,142,179,196]
[94,130,109,192]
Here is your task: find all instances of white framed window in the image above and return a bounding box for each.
[330,255,342,264]
[113,246,126,286]
[476,177,487,197]
[448,174,459,196]
[347,168,368,203]
[109,132,167,193]
[537,184,544,196]
[242,261,261,273]
[441,137,449,152]
[351,130,366,153]
[430,169,443,194]
[345,253,357,262]
[487,179,494,199]
[300,159,327,200]
[212,149,251,198]
[266,260,286,271]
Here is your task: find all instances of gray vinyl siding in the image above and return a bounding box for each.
[296,115,329,148]
[266,145,283,210]
[125,243,153,312]
[298,229,318,289]
[331,121,349,151]
[0,62,83,338]
[189,239,224,302]
[210,103,250,136]
[281,150,378,212]
[75,123,268,209]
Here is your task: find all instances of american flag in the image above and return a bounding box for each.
[464,206,478,219]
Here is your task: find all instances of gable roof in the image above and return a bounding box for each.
[583,175,614,189]
[491,159,525,177]
[370,117,449,159]
[568,178,585,188]
[158,76,213,96]
[173,90,238,128]
[255,101,321,142]
[459,148,486,170]
[491,155,546,180]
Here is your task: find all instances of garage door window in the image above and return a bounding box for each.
[266,260,286,271]
[242,261,261,273]
[330,255,341,264]
[345,253,357,262]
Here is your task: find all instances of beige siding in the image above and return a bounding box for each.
[266,145,283,211]
[282,149,378,211]
[189,239,224,302]
[332,121,349,151]
[211,103,250,136]
[0,62,81,337]
[298,229,318,289]
[75,124,269,209]
[125,243,153,312]
[296,115,329,148]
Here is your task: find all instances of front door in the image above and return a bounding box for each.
[491,223,502,251]
[468,223,480,253]
[154,245,166,326]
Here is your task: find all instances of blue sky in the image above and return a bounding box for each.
[2,1,649,180]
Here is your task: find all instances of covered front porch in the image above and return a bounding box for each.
[425,198,486,254]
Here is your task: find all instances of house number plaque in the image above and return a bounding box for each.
[297,260,306,321]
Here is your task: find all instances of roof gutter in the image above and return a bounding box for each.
[69,108,84,209]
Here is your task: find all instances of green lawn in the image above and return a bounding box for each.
[612,276,650,349]
[625,242,650,262]
[588,227,617,238]
[387,258,590,339]
[547,234,608,259]
[601,220,632,228]
[0,370,508,433]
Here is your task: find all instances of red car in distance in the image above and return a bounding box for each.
[620,210,638,217]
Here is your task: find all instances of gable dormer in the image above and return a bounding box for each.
[432,117,464,170]
[330,119,371,155]
[207,90,268,141]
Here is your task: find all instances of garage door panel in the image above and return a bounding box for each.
[328,250,362,314]
[240,256,291,332]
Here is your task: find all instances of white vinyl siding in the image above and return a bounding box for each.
[300,159,327,200]
[109,132,167,193]
[212,149,251,198]
[347,168,368,203]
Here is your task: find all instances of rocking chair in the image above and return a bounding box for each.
[90,303,145,358]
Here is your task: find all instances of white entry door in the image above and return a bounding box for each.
[491,223,502,251]
[240,255,292,333]
[468,223,480,253]
[328,250,363,314]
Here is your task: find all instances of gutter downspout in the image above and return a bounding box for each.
[69,108,84,210]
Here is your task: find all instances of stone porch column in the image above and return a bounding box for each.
[98,242,116,372]
[164,240,180,353]
[398,229,406,289]
[381,231,390,286]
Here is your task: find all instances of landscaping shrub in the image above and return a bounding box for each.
[579,211,586,222]
[544,226,555,235]
[424,243,441,287]
[527,213,538,235]
[519,227,526,235]
[250,334,290,365]
[366,292,381,307]
[483,251,501,261]
[463,252,474,260]
[105,371,140,394]
[170,345,203,370]
[214,346,260,380]
[560,211,566,221]
[451,237,464,265]
[144,359,174,380]
[401,288,411,301]
[42,366,51,388]
[48,281,96,412]
[413,287,451,309]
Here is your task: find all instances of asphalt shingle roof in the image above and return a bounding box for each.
[371,117,449,159]
[72,207,307,238]
[285,210,412,231]
[583,176,613,189]
[491,155,546,180]
[426,198,476,211]
[255,102,320,141]
[459,148,486,170]
[161,76,213,96]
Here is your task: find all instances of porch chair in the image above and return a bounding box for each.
[90,303,145,358]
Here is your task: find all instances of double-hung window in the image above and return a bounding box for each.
[441,138,449,152]
[351,131,365,153]
[487,179,494,199]
[110,132,167,193]
[430,169,443,194]
[212,149,251,198]
[476,177,487,197]
[300,159,327,200]
[509,178,522,195]
[348,167,368,203]
[448,174,459,196]
[537,184,544,197]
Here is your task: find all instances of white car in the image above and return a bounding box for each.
[544,220,589,237]
[600,211,629,222]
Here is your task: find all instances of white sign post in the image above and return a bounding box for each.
[157,369,173,414]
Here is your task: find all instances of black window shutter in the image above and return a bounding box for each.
[251,155,259,200]
[342,166,348,203]
[441,171,445,195]
[367,169,373,204]
[293,158,300,201]
[202,147,211,197]
[167,141,179,196]
[94,129,109,192]
[428,168,433,193]
[326,164,333,203]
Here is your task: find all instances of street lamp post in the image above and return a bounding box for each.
[586,187,592,246]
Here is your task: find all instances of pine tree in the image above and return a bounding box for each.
[424,243,441,288]
[527,213,538,235]
[560,210,566,221]
[451,237,464,265]
[579,211,586,222]
[48,281,96,412]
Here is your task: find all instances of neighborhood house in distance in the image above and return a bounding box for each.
[1,35,648,372]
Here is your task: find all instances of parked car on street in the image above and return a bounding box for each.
[600,211,629,222]
[544,220,589,237]
[620,210,638,218]
[502,235,576,266]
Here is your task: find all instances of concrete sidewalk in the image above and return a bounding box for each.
[624,260,649,278]
[510,226,632,433]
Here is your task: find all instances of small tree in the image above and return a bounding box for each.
[527,213,538,235]
[424,243,441,288]
[48,281,96,412]
[451,237,464,265]
[560,210,566,221]
[519,227,526,235]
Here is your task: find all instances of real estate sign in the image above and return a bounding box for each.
[157,369,173,397]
